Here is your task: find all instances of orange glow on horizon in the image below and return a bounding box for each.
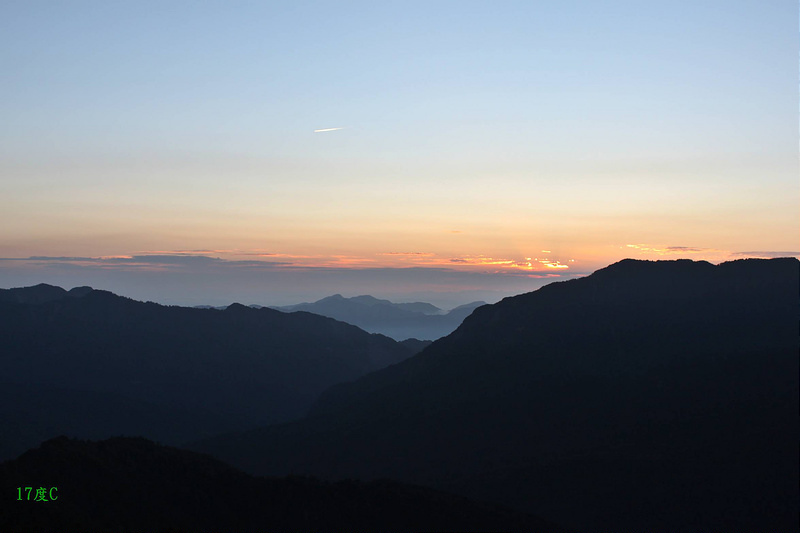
[10,248,577,274]
[12,243,790,278]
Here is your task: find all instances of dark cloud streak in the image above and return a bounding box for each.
[732,251,800,259]
[0,254,581,308]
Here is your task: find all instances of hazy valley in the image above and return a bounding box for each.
[271,294,486,341]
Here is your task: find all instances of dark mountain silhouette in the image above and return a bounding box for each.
[0,381,231,464]
[0,436,566,532]
[0,283,92,304]
[398,338,434,353]
[272,294,487,340]
[193,258,799,532]
[0,285,418,460]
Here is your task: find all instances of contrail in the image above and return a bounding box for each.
[314,127,345,133]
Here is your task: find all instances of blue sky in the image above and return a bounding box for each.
[1,1,797,306]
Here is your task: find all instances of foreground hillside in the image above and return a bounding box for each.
[0,436,565,532]
[194,258,799,531]
[0,285,417,460]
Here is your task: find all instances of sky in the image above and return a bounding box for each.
[1,1,797,307]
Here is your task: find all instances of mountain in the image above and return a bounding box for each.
[398,338,434,354]
[0,436,566,532]
[349,294,443,315]
[278,294,444,315]
[272,294,487,340]
[193,258,799,532]
[0,285,418,461]
[0,381,230,466]
[0,283,92,304]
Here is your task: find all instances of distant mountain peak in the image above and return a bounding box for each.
[225,302,250,311]
[350,295,389,305]
[68,286,94,297]
[271,295,480,341]
[0,283,67,304]
[321,294,346,301]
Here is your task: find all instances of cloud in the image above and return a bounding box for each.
[1,249,580,275]
[0,254,291,270]
[380,252,436,256]
[221,260,294,269]
[0,247,587,301]
[237,252,317,259]
[622,244,800,263]
[537,259,569,269]
[624,244,800,262]
[443,255,570,271]
[664,246,707,253]
[0,252,585,309]
[10,256,94,262]
[625,244,724,255]
[731,251,800,259]
[136,250,234,255]
[114,255,223,265]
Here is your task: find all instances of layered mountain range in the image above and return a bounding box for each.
[193,258,799,531]
[3,258,797,530]
[272,294,486,341]
[0,285,420,460]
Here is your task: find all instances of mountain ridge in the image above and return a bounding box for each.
[192,258,799,532]
[0,283,94,304]
[0,285,419,461]
[272,294,487,340]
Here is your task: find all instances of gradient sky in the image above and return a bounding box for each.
[1,1,797,307]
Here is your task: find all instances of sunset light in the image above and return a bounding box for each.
[0,1,795,307]
[1,3,796,530]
